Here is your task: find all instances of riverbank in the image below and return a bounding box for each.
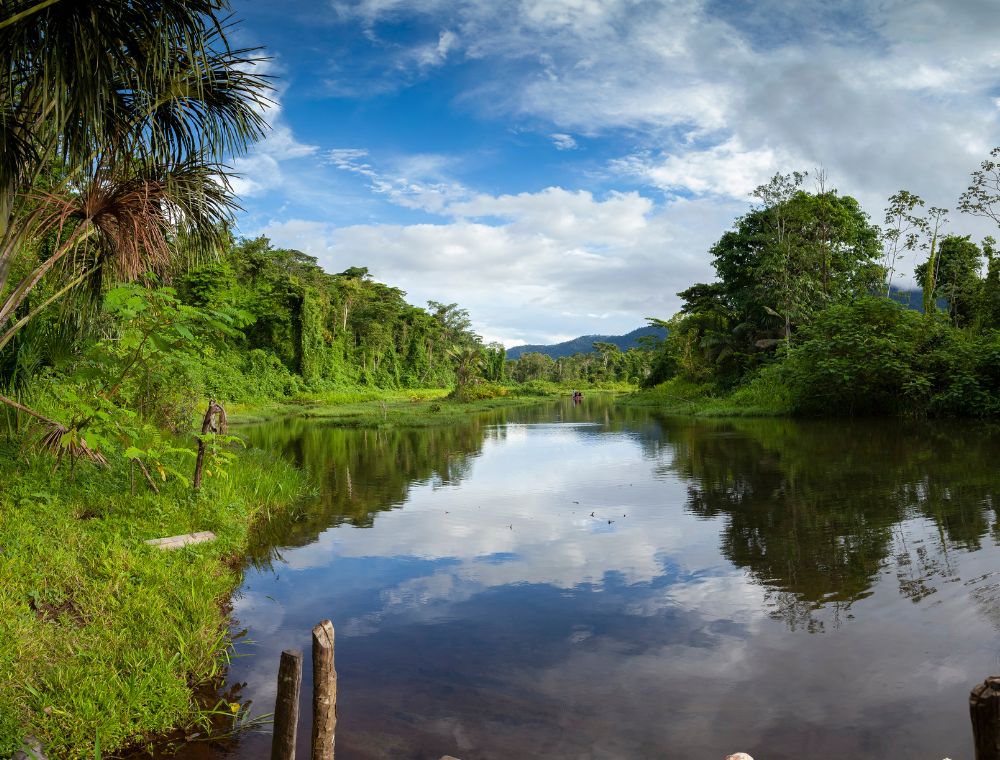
[0,443,310,759]
[619,376,793,417]
[228,383,631,427]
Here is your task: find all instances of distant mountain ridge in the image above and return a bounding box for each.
[506,325,667,360]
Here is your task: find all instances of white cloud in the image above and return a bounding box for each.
[227,54,319,198]
[550,133,577,150]
[327,0,999,213]
[613,139,783,199]
[326,148,469,213]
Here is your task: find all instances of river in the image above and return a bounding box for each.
[196,397,1000,759]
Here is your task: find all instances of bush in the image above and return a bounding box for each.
[449,381,509,401]
[783,297,988,417]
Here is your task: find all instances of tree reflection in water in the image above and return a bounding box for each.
[656,415,1000,630]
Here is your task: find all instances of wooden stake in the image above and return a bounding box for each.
[272,649,303,760]
[971,676,1000,760]
[311,620,337,760]
[193,399,227,490]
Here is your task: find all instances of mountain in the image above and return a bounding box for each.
[506,325,667,360]
[889,285,945,313]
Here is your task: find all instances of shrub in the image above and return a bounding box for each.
[783,297,987,417]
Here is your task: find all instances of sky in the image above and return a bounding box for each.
[228,0,1000,347]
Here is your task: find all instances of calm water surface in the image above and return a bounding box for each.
[206,398,1000,759]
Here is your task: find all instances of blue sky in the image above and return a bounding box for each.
[229,0,1000,346]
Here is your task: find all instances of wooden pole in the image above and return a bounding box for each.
[311,620,337,760]
[971,676,1000,760]
[193,399,226,490]
[271,649,303,760]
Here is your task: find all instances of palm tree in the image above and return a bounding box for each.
[0,0,271,427]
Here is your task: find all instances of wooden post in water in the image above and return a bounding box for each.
[971,676,1000,759]
[272,649,303,760]
[311,620,337,760]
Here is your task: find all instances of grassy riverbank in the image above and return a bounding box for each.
[0,443,310,759]
[228,383,632,427]
[621,375,793,417]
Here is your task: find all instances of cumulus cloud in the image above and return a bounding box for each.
[612,139,783,199]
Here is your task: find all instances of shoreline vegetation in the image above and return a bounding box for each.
[227,383,632,426]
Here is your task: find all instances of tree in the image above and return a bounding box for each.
[592,341,621,370]
[981,237,1000,329]
[751,171,808,340]
[674,177,882,387]
[959,146,1000,229]
[916,206,949,316]
[881,190,925,296]
[481,342,506,382]
[914,235,982,326]
[0,0,270,422]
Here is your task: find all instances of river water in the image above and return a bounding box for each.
[205,397,1000,759]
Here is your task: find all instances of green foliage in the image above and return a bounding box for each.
[170,237,486,397]
[642,177,884,393]
[631,151,1000,418]
[0,0,269,398]
[299,288,325,384]
[914,234,983,326]
[507,344,651,387]
[449,381,510,401]
[781,297,1000,417]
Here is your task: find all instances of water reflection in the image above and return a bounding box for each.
[202,400,1000,760]
[661,417,1000,632]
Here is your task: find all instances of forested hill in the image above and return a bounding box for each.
[506,325,667,360]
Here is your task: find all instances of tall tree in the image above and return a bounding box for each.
[914,235,982,326]
[881,190,925,296]
[917,207,949,316]
[656,177,882,388]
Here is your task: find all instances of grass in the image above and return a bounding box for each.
[226,388,449,425]
[226,384,622,427]
[621,370,794,418]
[0,442,311,759]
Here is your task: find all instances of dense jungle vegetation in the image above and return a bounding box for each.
[636,163,1000,417]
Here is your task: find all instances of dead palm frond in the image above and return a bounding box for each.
[0,391,108,467]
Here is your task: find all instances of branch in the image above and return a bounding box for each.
[0,221,93,326]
